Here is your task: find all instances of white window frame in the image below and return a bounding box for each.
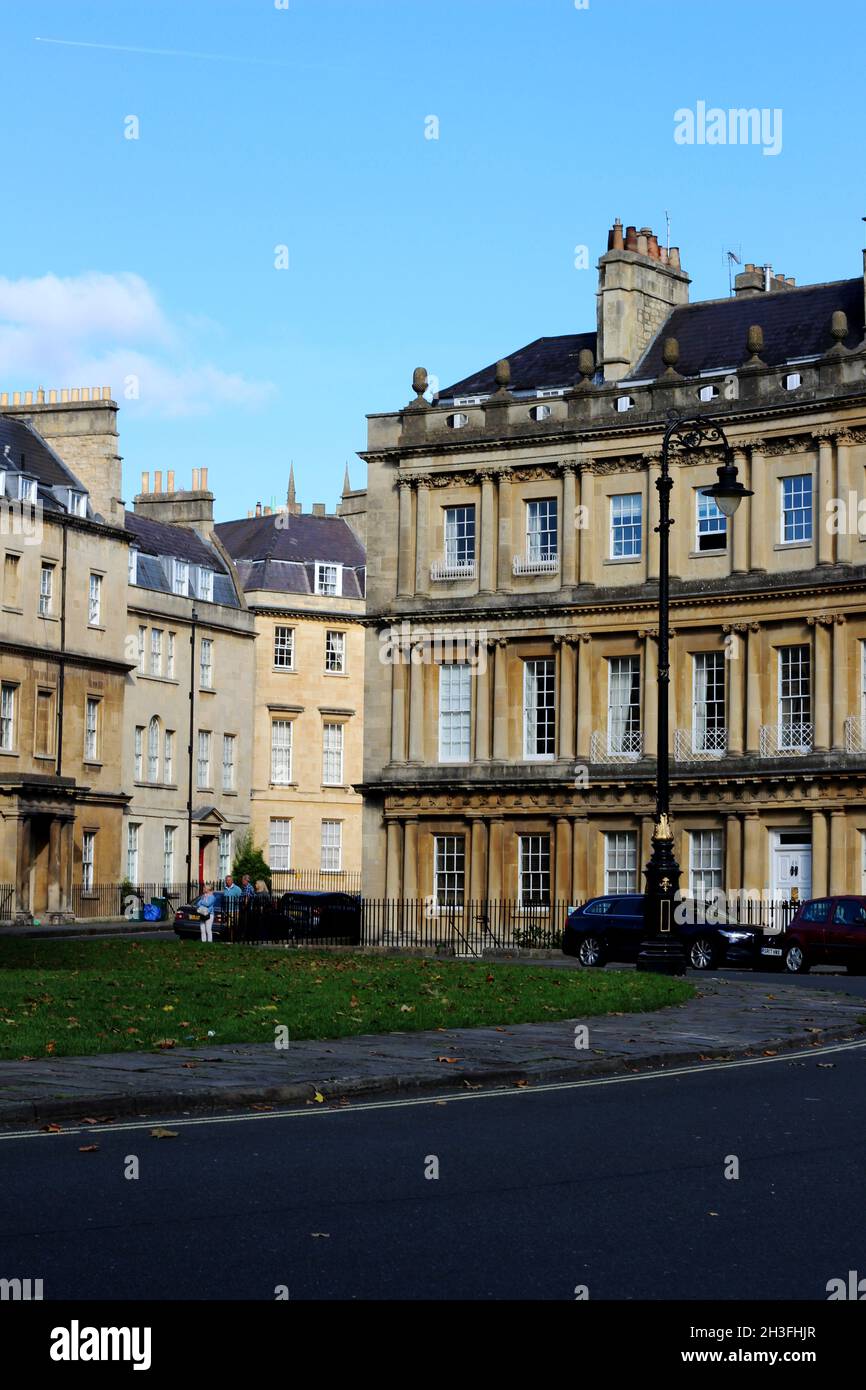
[526,498,558,563]
[88,572,102,626]
[128,547,138,585]
[523,658,556,760]
[147,716,160,782]
[325,629,346,674]
[39,563,54,617]
[164,729,174,784]
[315,562,341,597]
[695,490,727,552]
[274,625,295,669]
[271,720,293,784]
[200,637,213,689]
[197,729,212,788]
[518,834,551,906]
[320,819,343,873]
[150,627,163,676]
[82,829,96,893]
[137,626,146,673]
[607,656,641,757]
[689,829,724,900]
[692,651,726,754]
[610,493,642,559]
[196,567,214,602]
[218,829,232,880]
[443,505,476,570]
[434,835,465,906]
[0,682,16,751]
[604,831,638,894]
[167,632,176,679]
[172,558,189,596]
[163,826,175,884]
[778,644,811,749]
[126,823,139,883]
[780,474,813,544]
[67,489,86,517]
[269,818,292,871]
[134,725,144,780]
[322,722,344,785]
[222,734,236,791]
[438,664,472,763]
[17,475,37,503]
[84,697,99,761]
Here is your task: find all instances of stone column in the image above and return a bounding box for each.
[571,817,588,902]
[725,625,746,755]
[408,642,425,762]
[576,633,592,759]
[732,448,750,574]
[836,432,853,565]
[745,623,762,755]
[397,480,414,597]
[385,819,403,898]
[816,433,835,567]
[414,479,431,596]
[402,821,418,900]
[561,464,577,586]
[647,456,661,582]
[743,811,762,893]
[492,639,508,760]
[48,818,61,912]
[470,819,488,902]
[725,814,742,891]
[474,644,491,761]
[487,820,504,900]
[812,617,831,753]
[390,644,407,762]
[749,442,768,571]
[479,470,496,593]
[15,816,30,917]
[640,816,653,879]
[642,629,658,758]
[578,468,595,585]
[59,819,73,912]
[832,616,848,752]
[557,637,576,760]
[555,817,571,903]
[829,809,847,893]
[496,471,513,590]
[811,810,829,898]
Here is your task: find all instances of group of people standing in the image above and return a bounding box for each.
[196,873,270,942]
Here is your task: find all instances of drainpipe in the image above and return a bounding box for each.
[186,606,199,899]
[56,521,68,776]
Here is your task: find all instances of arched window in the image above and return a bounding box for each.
[148,716,161,782]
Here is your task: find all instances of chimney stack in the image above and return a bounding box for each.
[596,217,690,380]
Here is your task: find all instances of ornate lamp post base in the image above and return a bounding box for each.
[636,815,687,976]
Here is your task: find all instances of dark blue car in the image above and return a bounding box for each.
[561,894,759,971]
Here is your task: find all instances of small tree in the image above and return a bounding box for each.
[232,832,270,889]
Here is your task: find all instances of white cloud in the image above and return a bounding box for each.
[0,271,274,418]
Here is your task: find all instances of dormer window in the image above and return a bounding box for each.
[128,548,139,585]
[172,558,189,596]
[67,489,87,517]
[615,396,635,413]
[196,566,214,602]
[315,562,341,597]
[17,475,37,503]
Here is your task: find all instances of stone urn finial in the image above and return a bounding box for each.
[744,324,765,367]
[412,367,428,399]
[660,336,682,380]
[494,358,511,391]
[827,309,849,356]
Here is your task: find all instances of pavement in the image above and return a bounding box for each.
[1,973,863,1126]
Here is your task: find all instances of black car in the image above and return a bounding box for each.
[173,892,233,941]
[232,890,362,944]
[561,894,759,970]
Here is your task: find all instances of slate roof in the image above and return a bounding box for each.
[0,414,92,514]
[628,277,865,380]
[216,512,366,600]
[125,511,240,608]
[437,332,598,400]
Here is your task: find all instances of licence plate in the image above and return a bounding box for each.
[761,947,783,957]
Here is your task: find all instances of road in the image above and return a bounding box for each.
[2,1034,865,1301]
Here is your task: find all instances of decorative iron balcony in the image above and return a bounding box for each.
[590,729,643,762]
[430,558,476,582]
[674,727,727,761]
[844,716,866,753]
[759,722,814,756]
[512,553,560,576]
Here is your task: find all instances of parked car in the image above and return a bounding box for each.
[561,894,759,970]
[230,890,362,944]
[173,891,232,941]
[759,895,866,974]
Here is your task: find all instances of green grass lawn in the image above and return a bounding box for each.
[0,938,694,1059]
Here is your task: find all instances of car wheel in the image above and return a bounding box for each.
[578,935,606,968]
[783,941,810,974]
[688,935,717,971]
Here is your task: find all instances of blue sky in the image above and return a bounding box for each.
[2,0,864,520]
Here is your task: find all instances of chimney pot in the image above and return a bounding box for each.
[668,246,681,269]
[192,468,200,490]
[141,471,150,494]
[167,470,175,493]
[201,466,208,490]
[255,502,262,517]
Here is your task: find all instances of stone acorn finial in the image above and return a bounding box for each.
[412,367,429,399]
[828,309,849,355]
[662,337,679,369]
[578,348,595,379]
[494,358,511,390]
[745,323,765,366]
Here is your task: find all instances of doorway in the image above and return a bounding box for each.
[771,830,812,902]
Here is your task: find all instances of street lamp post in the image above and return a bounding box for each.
[636,414,752,975]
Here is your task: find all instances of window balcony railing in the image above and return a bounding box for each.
[844,716,866,753]
[674,727,727,761]
[590,729,643,763]
[512,553,560,576]
[759,722,814,756]
[430,558,476,581]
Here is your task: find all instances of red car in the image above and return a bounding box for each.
[759,896,866,974]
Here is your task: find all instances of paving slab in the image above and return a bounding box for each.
[0,975,863,1126]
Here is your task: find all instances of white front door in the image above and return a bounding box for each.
[772,835,812,901]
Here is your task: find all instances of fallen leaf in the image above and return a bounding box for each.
[312,1090,325,1103]
[817,1062,835,1069]
[763,1050,777,1057]
[436,1056,459,1064]
[399,1004,414,1013]
[41,1123,62,1133]
[311,1232,330,1238]
[181,1062,199,1069]
[463,1080,482,1090]
[251,1104,273,1112]
[78,1144,100,1153]
[513,1079,529,1088]
[150,1127,178,1139]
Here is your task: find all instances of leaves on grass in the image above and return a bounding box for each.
[312,1090,325,1103]
[78,1144,100,1153]
[436,1056,459,1064]
[41,1123,62,1133]
[150,1127,178,1139]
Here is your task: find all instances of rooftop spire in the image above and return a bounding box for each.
[342,462,352,494]
[287,462,296,507]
